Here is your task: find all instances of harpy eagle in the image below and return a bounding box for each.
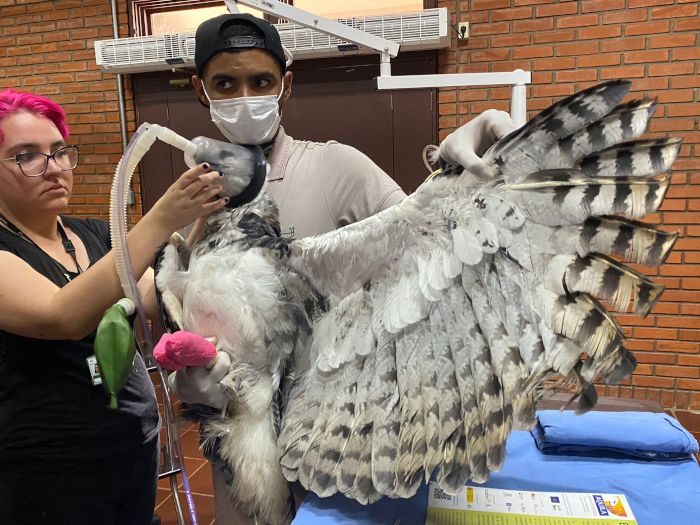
[155,80,680,525]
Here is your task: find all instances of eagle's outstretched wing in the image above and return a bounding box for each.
[277,80,679,504]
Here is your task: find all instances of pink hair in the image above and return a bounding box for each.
[0,89,69,145]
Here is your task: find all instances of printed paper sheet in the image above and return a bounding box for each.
[426,482,637,524]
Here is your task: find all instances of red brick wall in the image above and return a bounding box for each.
[0,0,141,220]
[0,1,697,414]
[438,0,700,412]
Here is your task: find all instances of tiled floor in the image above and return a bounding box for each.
[154,384,216,525]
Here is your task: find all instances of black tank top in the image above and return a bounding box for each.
[0,217,159,463]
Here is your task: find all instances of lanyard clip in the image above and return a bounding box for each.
[62,238,76,254]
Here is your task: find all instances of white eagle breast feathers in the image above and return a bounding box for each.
[157,226,304,525]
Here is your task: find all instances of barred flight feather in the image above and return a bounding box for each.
[483,80,631,182]
[428,306,463,486]
[335,347,376,498]
[576,138,681,178]
[541,99,657,170]
[368,339,401,496]
[393,329,426,497]
[507,170,670,225]
[543,252,665,316]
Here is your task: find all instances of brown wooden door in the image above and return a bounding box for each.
[132,51,437,212]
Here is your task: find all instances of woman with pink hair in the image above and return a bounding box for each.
[0,89,227,524]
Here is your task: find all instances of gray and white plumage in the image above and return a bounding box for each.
[156,80,679,524]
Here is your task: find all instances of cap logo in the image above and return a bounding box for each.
[222,37,265,50]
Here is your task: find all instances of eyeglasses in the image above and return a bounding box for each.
[0,145,80,177]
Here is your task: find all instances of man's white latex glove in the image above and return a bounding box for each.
[438,109,516,178]
[168,350,231,409]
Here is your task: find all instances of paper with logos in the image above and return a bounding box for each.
[426,481,637,524]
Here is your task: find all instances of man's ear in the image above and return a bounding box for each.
[192,75,209,108]
[281,71,293,104]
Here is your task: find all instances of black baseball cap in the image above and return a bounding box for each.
[194,14,286,77]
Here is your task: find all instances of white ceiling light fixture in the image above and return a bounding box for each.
[94,9,449,70]
[225,0,400,58]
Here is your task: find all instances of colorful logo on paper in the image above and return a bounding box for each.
[594,494,628,517]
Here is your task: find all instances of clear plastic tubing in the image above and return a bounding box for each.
[109,122,199,525]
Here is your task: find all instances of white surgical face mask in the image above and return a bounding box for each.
[203,80,284,146]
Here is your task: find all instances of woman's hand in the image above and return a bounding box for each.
[149,163,228,233]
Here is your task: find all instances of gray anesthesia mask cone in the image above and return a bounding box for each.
[184,136,268,203]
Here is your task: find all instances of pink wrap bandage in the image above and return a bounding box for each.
[153,331,218,371]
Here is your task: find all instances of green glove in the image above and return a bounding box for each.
[94,298,136,409]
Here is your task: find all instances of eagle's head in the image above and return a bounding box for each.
[190,136,268,207]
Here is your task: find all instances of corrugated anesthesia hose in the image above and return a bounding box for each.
[110,122,196,341]
[110,122,198,525]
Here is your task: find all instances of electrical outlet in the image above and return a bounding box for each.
[457,22,469,39]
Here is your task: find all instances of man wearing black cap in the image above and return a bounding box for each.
[193,13,291,147]
[190,13,407,240]
[169,12,515,524]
